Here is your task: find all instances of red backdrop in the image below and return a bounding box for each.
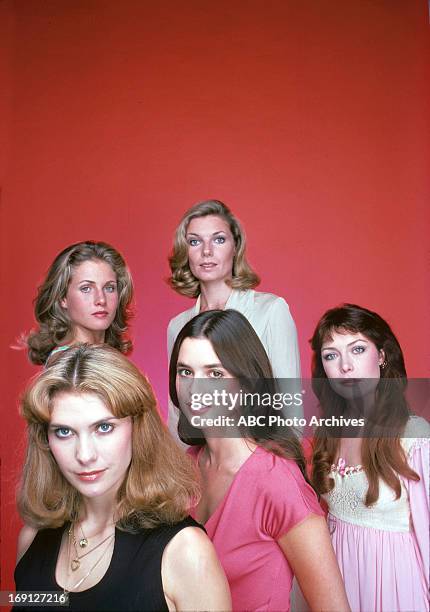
[1,0,429,591]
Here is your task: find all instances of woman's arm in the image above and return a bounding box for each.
[16,525,37,563]
[404,437,429,593]
[278,514,350,612]
[162,526,231,611]
[265,297,301,379]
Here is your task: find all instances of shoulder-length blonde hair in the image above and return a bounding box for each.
[168,200,260,298]
[27,241,134,365]
[18,344,199,530]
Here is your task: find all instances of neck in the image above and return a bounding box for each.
[346,391,376,420]
[203,437,255,470]
[199,281,232,312]
[79,495,116,534]
[67,328,106,345]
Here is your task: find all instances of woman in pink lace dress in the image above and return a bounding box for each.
[311,304,429,612]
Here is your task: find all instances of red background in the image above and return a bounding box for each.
[1,0,429,591]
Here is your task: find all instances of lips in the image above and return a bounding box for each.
[182,401,213,418]
[92,311,109,318]
[75,469,106,481]
[189,404,212,414]
[200,263,217,269]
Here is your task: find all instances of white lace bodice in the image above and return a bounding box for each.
[323,419,429,532]
[324,467,411,531]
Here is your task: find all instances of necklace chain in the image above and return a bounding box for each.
[64,524,114,593]
[78,523,88,548]
[71,528,115,571]
[77,521,114,548]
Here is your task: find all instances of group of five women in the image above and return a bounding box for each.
[13,200,429,611]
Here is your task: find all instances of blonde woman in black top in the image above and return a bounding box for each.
[15,345,230,611]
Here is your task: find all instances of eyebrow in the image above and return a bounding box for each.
[49,416,118,429]
[77,279,117,284]
[186,231,226,237]
[176,361,224,369]
[322,338,369,350]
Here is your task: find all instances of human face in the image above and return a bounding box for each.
[321,331,385,401]
[48,392,132,503]
[60,259,118,343]
[176,337,236,422]
[186,215,236,285]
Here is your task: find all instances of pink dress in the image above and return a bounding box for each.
[324,417,429,612]
[189,446,324,611]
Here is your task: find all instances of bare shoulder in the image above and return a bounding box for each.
[162,526,231,611]
[164,525,215,567]
[163,525,222,579]
[17,525,38,563]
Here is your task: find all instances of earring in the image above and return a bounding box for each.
[380,360,387,370]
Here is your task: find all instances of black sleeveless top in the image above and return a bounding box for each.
[14,516,203,612]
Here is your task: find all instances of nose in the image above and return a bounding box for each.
[179,375,198,398]
[340,357,353,374]
[75,434,97,465]
[188,375,202,398]
[94,287,106,306]
[202,240,213,257]
[177,375,200,407]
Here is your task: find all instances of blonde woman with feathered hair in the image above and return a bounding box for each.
[26,241,134,365]
[167,200,301,442]
[15,345,230,611]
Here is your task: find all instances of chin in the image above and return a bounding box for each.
[330,379,379,402]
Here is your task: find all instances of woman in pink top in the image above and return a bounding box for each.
[311,304,429,612]
[169,309,350,611]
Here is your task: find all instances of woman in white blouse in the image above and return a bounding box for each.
[167,199,301,440]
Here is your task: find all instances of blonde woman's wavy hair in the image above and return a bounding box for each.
[168,200,260,297]
[18,344,200,530]
[26,241,134,365]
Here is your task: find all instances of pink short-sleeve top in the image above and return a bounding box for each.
[188,446,323,611]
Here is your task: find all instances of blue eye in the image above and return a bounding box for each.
[188,239,200,247]
[97,422,113,434]
[322,353,336,361]
[80,286,91,293]
[104,285,116,293]
[352,346,366,354]
[55,427,72,438]
[214,236,226,244]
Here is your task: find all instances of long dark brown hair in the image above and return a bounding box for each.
[310,303,418,506]
[169,309,310,483]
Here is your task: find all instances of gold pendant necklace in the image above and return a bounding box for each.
[65,526,114,593]
[78,523,88,548]
[76,521,114,549]
[69,524,115,572]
